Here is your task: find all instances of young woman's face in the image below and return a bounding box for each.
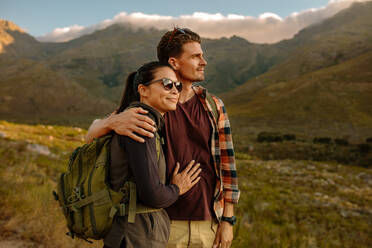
[139,66,180,115]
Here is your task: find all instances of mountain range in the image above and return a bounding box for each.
[223,2,372,141]
[1,1,371,141]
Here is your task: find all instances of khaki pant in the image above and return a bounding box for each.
[104,210,170,248]
[167,220,218,248]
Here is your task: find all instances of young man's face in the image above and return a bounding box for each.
[171,42,207,84]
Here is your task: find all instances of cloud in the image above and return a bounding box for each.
[36,0,371,44]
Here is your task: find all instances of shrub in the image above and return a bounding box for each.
[257,132,283,143]
[357,144,371,154]
[335,138,349,146]
[283,134,296,141]
[313,137,332,144]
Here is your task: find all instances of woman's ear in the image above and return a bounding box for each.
[138,84,149,98]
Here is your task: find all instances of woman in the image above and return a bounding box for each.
[104,61,201,248]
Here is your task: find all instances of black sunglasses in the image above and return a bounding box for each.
[145,78,183,92]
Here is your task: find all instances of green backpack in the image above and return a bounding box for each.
[53,133,162,242]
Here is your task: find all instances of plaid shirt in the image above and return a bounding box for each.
[192,85,240,221]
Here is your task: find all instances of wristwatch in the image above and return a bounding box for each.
[221,216,237,226]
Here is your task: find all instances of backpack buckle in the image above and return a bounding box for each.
[52,191,59,201]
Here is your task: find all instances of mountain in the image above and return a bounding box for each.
[226,51,372,141]
[223,1,372,141]
[202,36,291,93]
[0,20,40,58]
[38,25,287,100]
[1,1,372,140]
[0,58,115,125]
[45,24,164,102]
[0,21,116,126]
[0,20,287,124]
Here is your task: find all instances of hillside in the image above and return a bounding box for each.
[0,21,119,125]
[0,20,41,58]
[0,1,372,137]
[45,24,163,102]
[226,51,372,141]
[0,121,371,247]
[0,19,288,125]
[203,36,290,93]
[225,1,372,100]
[0,57,115,126]
[223,1,372,142]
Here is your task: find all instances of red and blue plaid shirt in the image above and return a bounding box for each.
[193,85,240,221]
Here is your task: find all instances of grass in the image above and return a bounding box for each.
[0,121,102,247]
[233,131,372,167]
[232,157,372,247]
[0,121,371,247]
[0,120,86,151]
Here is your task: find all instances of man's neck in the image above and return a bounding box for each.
[179,82,195,104]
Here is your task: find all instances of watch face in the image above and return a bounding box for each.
[231,216,237,225]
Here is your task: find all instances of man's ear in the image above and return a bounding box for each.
[168,57,179,70]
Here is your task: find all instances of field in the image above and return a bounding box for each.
[0,121,371,247]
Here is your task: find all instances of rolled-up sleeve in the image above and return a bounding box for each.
[216,97,240,204]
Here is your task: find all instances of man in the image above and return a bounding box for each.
[86,28,240,248]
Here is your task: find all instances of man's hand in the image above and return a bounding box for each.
[85,107,156,143]
[213,221,233,248]
[108,107,156,142]
[171,161,201,195]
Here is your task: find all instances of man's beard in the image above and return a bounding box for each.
[179,70,205,83]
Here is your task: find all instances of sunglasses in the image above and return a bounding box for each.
[145,78,183,92]
[167,27,191,47]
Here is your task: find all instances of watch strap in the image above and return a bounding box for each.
[221,215,237,226]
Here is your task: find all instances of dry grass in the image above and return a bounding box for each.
[0,121,102,247]
[0,121,371,247]
[232,156,372,247]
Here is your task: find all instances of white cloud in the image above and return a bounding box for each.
[36,0,371,44]
[259,13,283,21]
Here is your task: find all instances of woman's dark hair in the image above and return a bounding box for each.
[117,61,172,113]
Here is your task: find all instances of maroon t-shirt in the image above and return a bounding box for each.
[164,94,217,220]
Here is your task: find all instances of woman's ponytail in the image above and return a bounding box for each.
[117,71,139,113]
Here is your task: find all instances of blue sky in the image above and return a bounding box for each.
[1,0,331,36]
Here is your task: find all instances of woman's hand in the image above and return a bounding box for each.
[171,160,201,195]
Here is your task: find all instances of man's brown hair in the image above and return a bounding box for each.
[157,28,201,64]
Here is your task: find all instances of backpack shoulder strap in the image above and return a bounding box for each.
[155,132,161,161]
[127,133,165,223]
[206,92,219,123]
